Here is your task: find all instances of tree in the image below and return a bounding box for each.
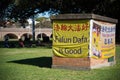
[8,0,53,20]
[1,0,120,20]
[0,0,14,27]
[0,0,14,20]
[1,0,120,42]
[36,17,51,28]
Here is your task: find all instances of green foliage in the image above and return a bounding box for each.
[0,0,14,20]
[35,17,51,28]
[0,46,120,80]
[1,0,119,20]
[0,0,120,42]
[36,17,48,22]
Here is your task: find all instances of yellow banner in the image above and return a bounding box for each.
[53,20,90,58]
[91,20,115,59]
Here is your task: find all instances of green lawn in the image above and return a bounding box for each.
[0,46,120,80]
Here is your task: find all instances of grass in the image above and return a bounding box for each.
[0,46,120,80]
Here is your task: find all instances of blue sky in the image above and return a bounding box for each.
[38,12,50,18]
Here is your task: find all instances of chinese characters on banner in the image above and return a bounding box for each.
[53,20,90,58]
[91,20,116,59]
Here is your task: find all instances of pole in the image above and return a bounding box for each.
[32,15,35,43]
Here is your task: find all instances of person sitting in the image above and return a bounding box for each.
[18,38,24,47]
[36,38,41,46]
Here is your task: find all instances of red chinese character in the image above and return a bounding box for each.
[61,24,67,31]
[68,25,74,31]
[54,24,60,31]
[76,24,81,31]
[82,23,89,31]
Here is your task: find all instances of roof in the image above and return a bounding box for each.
[50,14,118,23]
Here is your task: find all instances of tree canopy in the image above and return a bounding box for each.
[0,0,13,20]
[36,17,51,28]
[0,0,119,20]
[0,0,120,42]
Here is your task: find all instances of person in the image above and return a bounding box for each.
[18,38,24,47]
[24,35,31,47]
[4,36,9,48]
[36,38,41,46]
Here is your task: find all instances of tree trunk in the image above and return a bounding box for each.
[32,15,35,43]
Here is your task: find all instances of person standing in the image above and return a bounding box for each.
[4,35,9,48]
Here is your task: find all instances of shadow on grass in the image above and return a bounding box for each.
[8,57,52,68]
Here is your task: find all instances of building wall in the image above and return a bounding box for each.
[0,28,52,40]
